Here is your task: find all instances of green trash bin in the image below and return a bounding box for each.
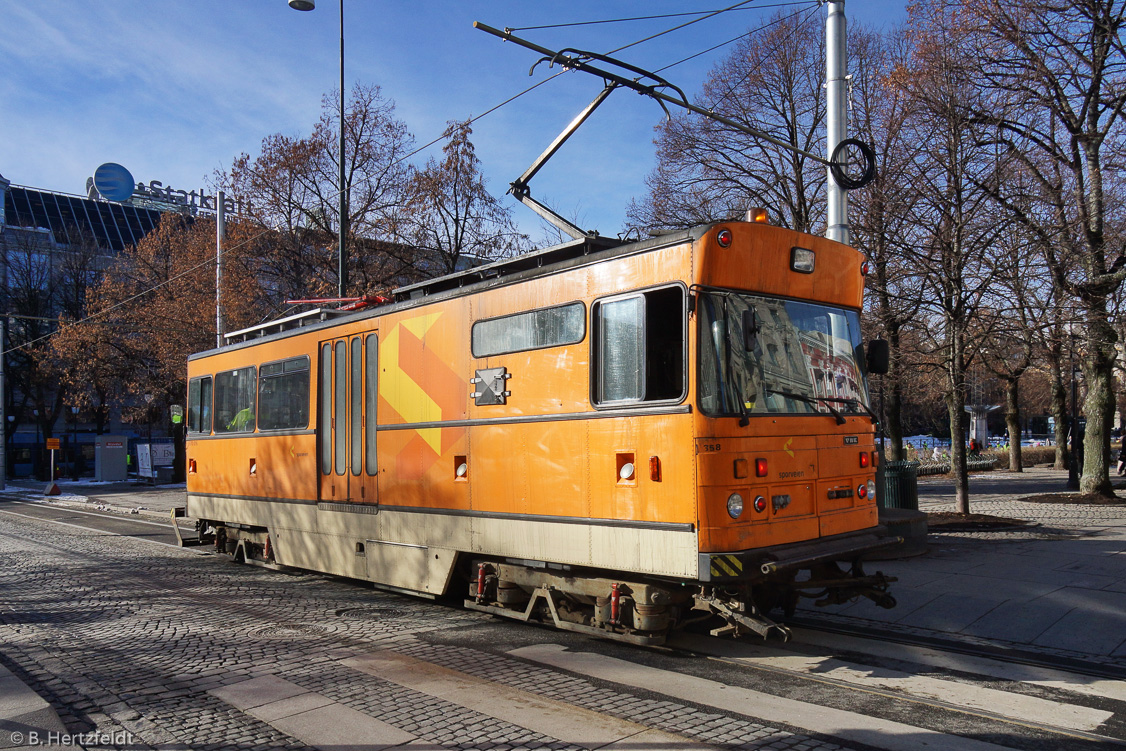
[880,460,919,510]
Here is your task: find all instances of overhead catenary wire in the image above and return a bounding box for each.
[654,2,822,75]
[507,2,814,32]
[604,0,761,56]
[700,2,824,110]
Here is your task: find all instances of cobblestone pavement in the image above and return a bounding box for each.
[0,511,858,751]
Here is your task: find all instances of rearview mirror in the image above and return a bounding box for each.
[867,338,889,375]
[742,309,759,351]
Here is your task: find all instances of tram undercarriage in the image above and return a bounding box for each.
[462,545,898,645]
[185,512,899,646]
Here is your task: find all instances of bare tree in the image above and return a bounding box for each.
[850,25,928,460]
[960,0,1126,495]
[218,84,418,302]
[627,8,827,232]
[896,0,1008,512]
[402,120,527,276]
[980,231,1053,471]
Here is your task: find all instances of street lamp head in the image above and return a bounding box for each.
[289,0,315,9]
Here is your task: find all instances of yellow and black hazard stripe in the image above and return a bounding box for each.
[709,554,744,578]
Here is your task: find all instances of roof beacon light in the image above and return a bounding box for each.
[791,247,815,274]
[717,228,733,247]
[747,207,769,224]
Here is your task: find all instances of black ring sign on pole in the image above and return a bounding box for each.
[831,138,877,190]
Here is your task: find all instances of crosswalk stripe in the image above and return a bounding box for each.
[511,643,1019,751]
[675,634,1112,733]
[210,676,415,750]
[791,627,1126,703]
[343,651,711,750]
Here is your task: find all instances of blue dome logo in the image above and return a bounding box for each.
[93,163,135,202]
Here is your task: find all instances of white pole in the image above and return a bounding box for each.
[825,0,850,245]
[0,317,6,491]
[216,190,226,349]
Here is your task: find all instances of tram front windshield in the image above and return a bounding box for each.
[698,290,872,420]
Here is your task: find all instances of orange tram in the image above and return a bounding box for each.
[185,217,899,644]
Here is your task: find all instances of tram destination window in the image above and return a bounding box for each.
[592,286,685,405]
[214,367,257,433]
[186,376,212,434]
[472,302,585,357]
[257,356,310,431]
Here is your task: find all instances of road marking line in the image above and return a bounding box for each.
[790,627,1126,702]
[0,509,177,547]
[7,499,190,530]
[344,651,707,750]
[676,635,1111,732]
[511,643,1017,751]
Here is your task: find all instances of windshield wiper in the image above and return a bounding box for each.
[731,381,752,427]
[765,388,847,425]
[818,396,880,425]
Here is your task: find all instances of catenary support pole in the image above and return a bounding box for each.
[216,189,226,349]
[337,0,348,299]
[825,1,850,244]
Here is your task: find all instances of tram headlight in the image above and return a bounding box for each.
[726,493,744,518]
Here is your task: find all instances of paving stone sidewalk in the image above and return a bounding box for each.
[804,466,1126,661]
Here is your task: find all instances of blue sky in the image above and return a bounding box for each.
[0,1,907,244]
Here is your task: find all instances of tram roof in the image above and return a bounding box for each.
[202,226,704,359]
[391,235,622,301]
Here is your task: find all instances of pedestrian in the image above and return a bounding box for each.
[1117,443,1126,476]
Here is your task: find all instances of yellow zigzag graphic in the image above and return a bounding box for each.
[381,313,444,455]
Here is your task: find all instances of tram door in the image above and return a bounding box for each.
[318,333,379,503]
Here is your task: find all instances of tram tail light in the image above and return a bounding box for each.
[860,451,870,469]
[755,458,768,477]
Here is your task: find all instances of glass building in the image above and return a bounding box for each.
[0,171,174,478]
[1,175,165,253]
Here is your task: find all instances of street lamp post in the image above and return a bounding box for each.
[32,409,40,480]
[70,405,79,480]
[290,0,348,299]
[1068,336,1080,491]
[4,415,11,485]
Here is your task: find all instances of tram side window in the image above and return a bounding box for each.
[257,356,310,431]
[471,302,585,357]
[592,286,685,405]
[214,367,257,433]
[187,376,212,434]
